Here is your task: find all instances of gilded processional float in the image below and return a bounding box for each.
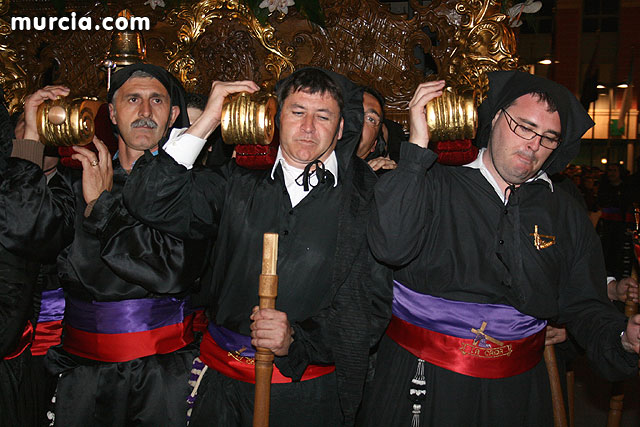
[0,0,523,157]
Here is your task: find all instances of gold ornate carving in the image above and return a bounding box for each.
[0,0,27,113]
[0,0,521,127]
[166,0,295,91]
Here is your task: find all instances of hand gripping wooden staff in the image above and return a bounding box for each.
[253,233,278,427]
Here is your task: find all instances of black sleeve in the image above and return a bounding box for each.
[368,142,438,267]
[0,244,39,357]
[0,158,75,262]
[561,209,639,381]
[123,150,228,240]
[82,188,209,294]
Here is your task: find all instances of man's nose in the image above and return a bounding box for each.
[527,135,542,151]
[138,100,152,117]
[301,114,315,133]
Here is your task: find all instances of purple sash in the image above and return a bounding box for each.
[208,323,255,357]
[64,295,191,333]
[37,288,65,323]
[393,280,547,340]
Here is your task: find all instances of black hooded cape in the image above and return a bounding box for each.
[123,67,392,426]
[476,70,594,176]
[108,63,190,130]
[0,64,204,425]
[361,71,637,426]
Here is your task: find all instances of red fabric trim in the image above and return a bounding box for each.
[386,315,545,379]
[31,320,63,356]
[433,139,479,166]
[192,309,209,333]
[200,331,335,384]
[63,314,194,362]
[4,322,34,360]
[234,143,278,170]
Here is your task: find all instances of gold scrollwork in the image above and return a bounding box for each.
[0,42,27,114]
[0,0,28,114]
[414,0,520,104]
[166,0,295,90]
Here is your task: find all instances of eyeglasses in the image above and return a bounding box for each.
[501,109,561,150]
[364,112,381,128]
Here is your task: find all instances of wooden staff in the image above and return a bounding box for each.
[253,233,279,427]
[544,344,568,427]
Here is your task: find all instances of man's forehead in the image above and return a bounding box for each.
[363,92,382,114]
[510,93,561,132]
[289,88,338,103]
[285,88,340,110]
[117,76,169,97]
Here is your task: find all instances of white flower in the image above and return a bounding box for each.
[259,0,295,15]
[508,0,542,28]
[144,0,166,10]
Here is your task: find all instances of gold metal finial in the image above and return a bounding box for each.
[220,91,278,146]
[424,87,478,143]
[36,97,103,146]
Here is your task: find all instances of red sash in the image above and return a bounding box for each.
[200,331,335,384]
[31,320,63,356]
[387,315,545,379]
[63,314,194,362]
[3,322,34,360]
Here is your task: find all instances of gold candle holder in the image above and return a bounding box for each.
[425,87,478,142]
[221,91,277,146]
[36,97,103,146]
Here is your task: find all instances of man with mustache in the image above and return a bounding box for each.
[123,67,392,426]
[0,64,206,425]
[360,71,640,426]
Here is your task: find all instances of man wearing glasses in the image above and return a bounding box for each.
[360,71,640,426]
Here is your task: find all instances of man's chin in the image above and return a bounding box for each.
[124,138,159,152]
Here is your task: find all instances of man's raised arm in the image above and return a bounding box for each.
[162,80,259,169]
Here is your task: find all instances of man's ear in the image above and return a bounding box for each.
[336,117,344,141]
[169,105,180,128]
[491,109,502,128]
[109,103,117,125]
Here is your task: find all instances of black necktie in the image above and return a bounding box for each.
[296,159,327,191]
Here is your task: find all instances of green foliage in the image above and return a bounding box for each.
[297,0,324,28]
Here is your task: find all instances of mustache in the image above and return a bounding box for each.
[131,118,158,129]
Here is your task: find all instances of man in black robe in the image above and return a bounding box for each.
[356,86,396,173]
[360,71,640,426]
[122,68,392,426]
[0,243,40,427]
[0,64,206,425]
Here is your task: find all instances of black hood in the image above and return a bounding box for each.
[476,71,594,176]
[274,67,364,173]
[108,63,189,130]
